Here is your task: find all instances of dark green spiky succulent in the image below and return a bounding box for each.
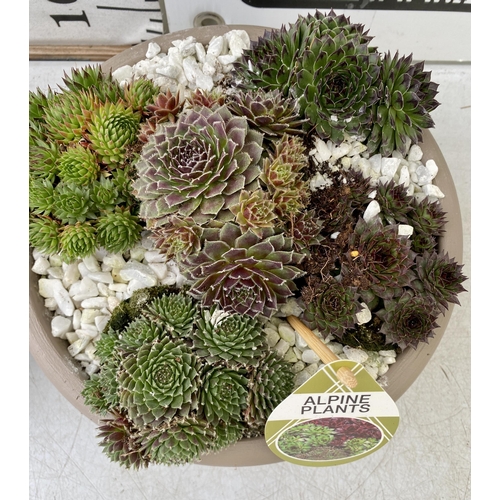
[377,290,441,350]
[133,104,264,226]
[227,88,306,138]
[142,292,198,338]
[183,222,305,317]
[407,197,447,254]
[149,216,203,261]
[82,286,296,468]
[89,176,123,213]
[200,367,248,423]
[234,10,381,143]
[244,352,295,429]
[376,179,414,224]
[366,51,439,156]
[95,209,143,254]
[414,251,467,313]
[194,307,266,365]
[119,337,201,427]
[301,275,362,340]
[29,178,55,216]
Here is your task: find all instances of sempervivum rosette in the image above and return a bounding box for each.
[132,104,264,226]
[376,290,441,350]
[119,337,201,428]
[194,307,266,365]
[182,222,305,317]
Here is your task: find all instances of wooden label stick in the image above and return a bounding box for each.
[286,315,358,389]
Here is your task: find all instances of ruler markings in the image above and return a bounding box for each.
[146,29,163,35]
[96,6,161,12]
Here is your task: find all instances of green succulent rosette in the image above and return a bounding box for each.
[119,337,201,428]
[199,366,249,423]
[194,307,266,365]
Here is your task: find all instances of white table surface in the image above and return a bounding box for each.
[29,60,471,500]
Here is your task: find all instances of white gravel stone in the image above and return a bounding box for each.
[343,346,369,363]
[381,157,400,177]
[278,323,296,345]
[356,303,372,325]
[119,261,158,286]
[407,144,423,162]
[265,328,281,348]
[95,315,110,333]
[146,42,161,58]
[32,257,50,275]
[363,199,381,222]
[80,297,109,309]
[398,224,414,237]
[51,316,72,338]
[301,349,321,364]
[274,339,291,357]
[422,183,445,199]
[295,370,312,386]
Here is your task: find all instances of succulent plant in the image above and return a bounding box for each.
[97,410,150,469]
[229,189,277,237]
[414,251,467,313]
[28,216,61,256]
[244,352,295,428]
[377,290,441,350]
[366,51,439,156]
[56,144,100,185]
[376,180,414,224]
[119,337,201,427]
[185,87,226,110]
[199,366,248,423]
[194,307,266,365]
[227,88,306,138]
[301,275,362,339]
[341,219,416,299]
[139,416,242,466]
[407,197,447,254]
[133,104,264,226]
[52,183,97,224]
[59,222,98,263]
[142,292,199,338]
[138,88,186,142]
[95,209,143,254]
[287,209,325,253]
[28,65,160,261]
[81,286,297,467]
[86,101,141,165]
[183,222,305,317]
[260,134,308,191]
[234,10,381,143]
[149,215,203,261]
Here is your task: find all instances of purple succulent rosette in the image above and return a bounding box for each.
[182,222,305,317]
[133,105,264,226]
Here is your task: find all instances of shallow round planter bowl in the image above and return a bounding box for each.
[29,26,464,467]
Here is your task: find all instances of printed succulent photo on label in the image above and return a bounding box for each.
[265,360,400,466]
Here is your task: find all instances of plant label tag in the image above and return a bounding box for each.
[265,360,400,466]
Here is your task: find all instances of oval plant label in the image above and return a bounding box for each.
[265,360,400,466]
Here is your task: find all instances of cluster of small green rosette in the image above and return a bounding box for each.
[29,66,162,262]
[82,286,295,468]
